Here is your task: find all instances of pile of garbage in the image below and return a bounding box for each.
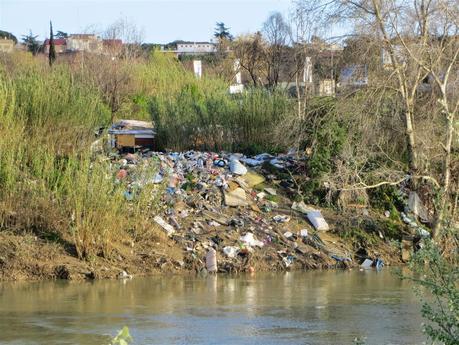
[109,149,363,273]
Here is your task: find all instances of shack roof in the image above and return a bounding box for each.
[108,120,155,135]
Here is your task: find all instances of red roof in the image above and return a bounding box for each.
[44,38,67,46]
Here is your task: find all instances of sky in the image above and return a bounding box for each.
[0,0,293,43]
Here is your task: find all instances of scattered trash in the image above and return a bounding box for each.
[243,172,265,187]
[360,259,372,269]
[230,218,244,227]
[240,232,264,247]
[282,255,294,268]
[154,216,175,236]
[116,169,128,180]
[223,246,239,258]
[273,215,290,223]
[417,228,430,238]
[118,270,132,279]
[257,191,267,199]
[375,258,384,271]
[104,147,401,274]
[224,188,248,207]
[229,158,247,175]
[360,258,383,270]
[153,172,164,184]
[408,191,429,222]
[331,255,352,263]
[291,201,310,214]
[300,229,308,237]
[283,231,293,238]
[264,187,277,196]
[123,190,134,201]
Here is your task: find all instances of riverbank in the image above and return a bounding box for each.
[1,149,416,282]
[0,149,410,281]
[0,209,402,281]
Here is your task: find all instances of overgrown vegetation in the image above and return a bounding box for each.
[0,52,161,259]
[1,0,458,263]
[404,241,459,345]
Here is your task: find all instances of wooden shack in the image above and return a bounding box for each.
[109,120,155,150]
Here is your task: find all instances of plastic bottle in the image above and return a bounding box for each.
[206,248,217,273]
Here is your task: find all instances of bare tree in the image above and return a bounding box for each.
[104,17,144,59]
[288,1,331,119]
[326,0,459,237]
[262,12,290,87]
[401,0,459,236]
[232,32,266,86]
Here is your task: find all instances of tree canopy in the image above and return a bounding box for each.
[0,30,17,44]
[214,22,233,41]
[22,30,40,56]
[55,31,68,39]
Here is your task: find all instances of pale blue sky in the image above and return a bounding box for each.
[0,0,293,43]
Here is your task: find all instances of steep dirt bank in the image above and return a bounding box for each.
[0,208,403,282]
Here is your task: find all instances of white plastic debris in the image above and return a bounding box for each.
[153,173,164,184]
[417,228,430,238]
[256,191,267,200]
[292,201,310,214]
[273,215,290,223]
[408,191,428,221]
[282,256,293,267]
[118,270,132,279]
[307,210,329,231]
[240,232,264,247]
[206,248,217,273]
[283,231,293,238]
[264,187,277,196]
[223,246,239,258]
[229,159,247,175]
[154,216,175,236]
[361,259,373,269]
[300,229,309,237]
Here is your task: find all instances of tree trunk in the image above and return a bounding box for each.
[432,111,455,238]
[295,72,302,119]
[404,107,418,173]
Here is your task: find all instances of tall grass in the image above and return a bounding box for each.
[0,52,160,259]
[141,53,293,152]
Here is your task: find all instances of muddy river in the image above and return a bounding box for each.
[0,270,424,345]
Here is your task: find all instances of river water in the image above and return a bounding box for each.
[0,270,425,345]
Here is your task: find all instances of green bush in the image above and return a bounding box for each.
[405,241,458,345]
[299,97,347,204]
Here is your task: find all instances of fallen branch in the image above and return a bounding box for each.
[338,176,407,191]
[338,174,440,192]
